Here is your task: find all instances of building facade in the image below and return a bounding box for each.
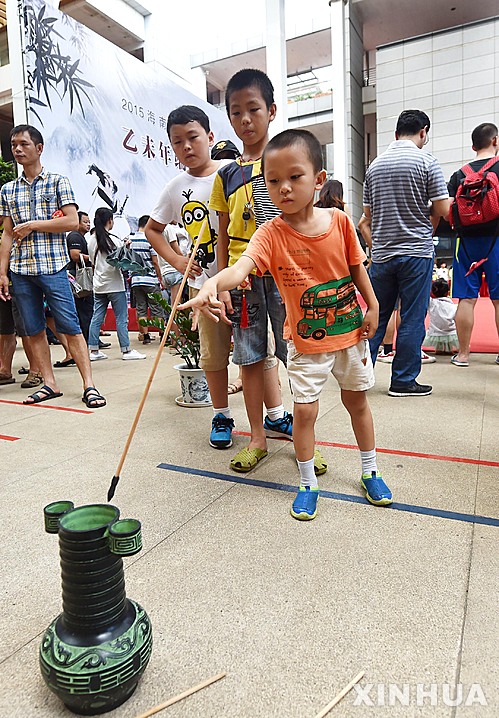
[190,0,498,221]
[0,0,497,224]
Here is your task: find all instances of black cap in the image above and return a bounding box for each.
[211,139,240,160]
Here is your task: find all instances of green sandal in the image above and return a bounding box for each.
[230,446,268,473]
[314,449,328,476]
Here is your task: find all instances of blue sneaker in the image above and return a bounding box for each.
[361,471,393,506]
[209,414,235,449]
[290,486,319,520]
[264,411,293,440]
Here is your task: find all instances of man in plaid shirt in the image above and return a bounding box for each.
[0,124,106,407]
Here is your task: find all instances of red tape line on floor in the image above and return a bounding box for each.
[0,399,93,414]
[233,431,499,468]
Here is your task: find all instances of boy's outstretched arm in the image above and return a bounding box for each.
[350,262,379,339]
[215,212,234,317]
[145,218,201,279]
[179,255,256,329]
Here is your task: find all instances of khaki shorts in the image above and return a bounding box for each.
[287,339,375,403]
[264,321,278,371]
[189,287,232,372]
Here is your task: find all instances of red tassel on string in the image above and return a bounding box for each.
[240,292,249,329]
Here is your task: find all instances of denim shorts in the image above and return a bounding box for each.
[162,270,183,289]
[230,274,287,366]
[11,270,81,336]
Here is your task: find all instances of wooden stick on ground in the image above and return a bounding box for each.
[314,671,365,718]
[134,671,226,718]
[107,219,208,501]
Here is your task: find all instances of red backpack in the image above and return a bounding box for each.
[448,157,499,229]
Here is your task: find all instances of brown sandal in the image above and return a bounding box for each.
[21,371,44,389]
[0,373,15,385]
[228,379,243,395]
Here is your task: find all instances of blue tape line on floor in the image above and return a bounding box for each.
[157,463,499,528]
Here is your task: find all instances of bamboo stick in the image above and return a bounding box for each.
[134,671,226,718]
[107,219,208,500]
[314,671,365,717]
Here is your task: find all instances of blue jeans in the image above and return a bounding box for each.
[369,256,433,387]
[75,294,94,343]
[11,269,81,336]
[88,292,130,352]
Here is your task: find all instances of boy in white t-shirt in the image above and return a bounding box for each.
[145,106,235,449]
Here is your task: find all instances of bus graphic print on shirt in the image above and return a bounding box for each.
[297,277,363,340]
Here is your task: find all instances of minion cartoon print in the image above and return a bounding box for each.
[181,190,217,269]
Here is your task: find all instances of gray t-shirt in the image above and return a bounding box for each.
[363,140,449,261]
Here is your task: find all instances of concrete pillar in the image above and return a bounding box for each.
[143,2,195,90]
[7,0,29,126]
[265,0,287,135]
[330,0,347,187]
[330,0,364,222]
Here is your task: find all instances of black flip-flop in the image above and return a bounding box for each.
[53,358,76,368]
[23,385,63,405]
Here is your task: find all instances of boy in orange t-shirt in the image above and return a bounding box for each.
[180,129,393,521]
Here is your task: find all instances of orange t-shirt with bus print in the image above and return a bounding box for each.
[244,209,366,354]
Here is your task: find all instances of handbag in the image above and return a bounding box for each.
[106,244,149,274]
[69,256,93,299]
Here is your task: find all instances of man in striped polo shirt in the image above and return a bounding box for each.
[130,214,166,345]
[361,109,450,396]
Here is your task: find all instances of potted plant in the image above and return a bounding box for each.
[139,294,211,407]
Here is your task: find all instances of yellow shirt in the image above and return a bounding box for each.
[210,158,261,266]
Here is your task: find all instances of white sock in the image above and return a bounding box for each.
[360,449,377,475]
[267,404,285,421]
[214,406,231,419]
[296,458,318,488]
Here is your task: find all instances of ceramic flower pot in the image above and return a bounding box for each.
[39,502,152,715]
[174,363,212,407]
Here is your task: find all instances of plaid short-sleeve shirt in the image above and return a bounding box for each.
[0,169,76,275]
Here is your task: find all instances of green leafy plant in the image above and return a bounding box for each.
[0,158,16,187]
[24,3,94,125]
[138,293,201,369]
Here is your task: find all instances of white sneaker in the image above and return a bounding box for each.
[90,351,108,361]
[378,350,395,363]
[122,349,146,360]
[421,351,436,364]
